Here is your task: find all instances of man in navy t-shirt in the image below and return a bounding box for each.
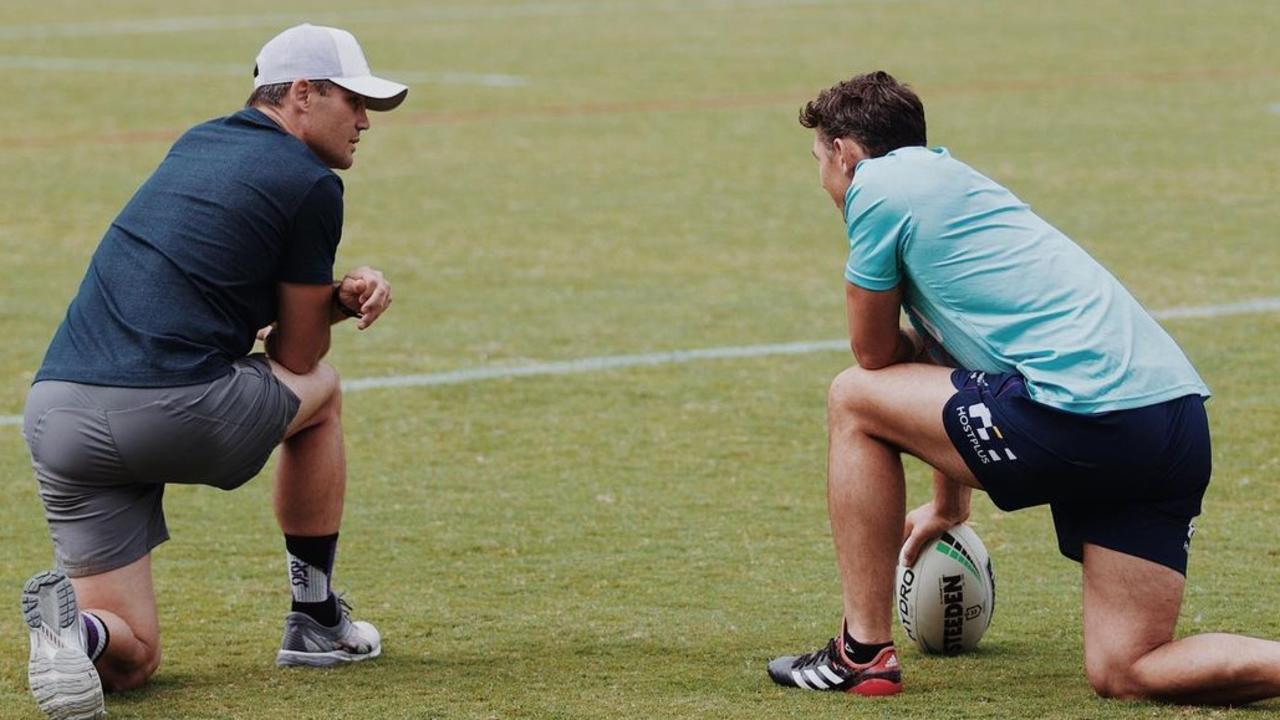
[21,24,408,720]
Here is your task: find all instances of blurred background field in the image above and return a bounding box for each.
[1,1,1278,718]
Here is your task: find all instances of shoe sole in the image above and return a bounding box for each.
[276,644,382,668]
[23,571,105,720]
[849,678,903,696]
[769,674,905,696]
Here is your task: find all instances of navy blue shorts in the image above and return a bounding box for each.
[942,370,1211,575]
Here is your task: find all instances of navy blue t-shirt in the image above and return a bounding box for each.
[36,108,342,387]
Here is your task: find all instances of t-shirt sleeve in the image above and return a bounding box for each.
[843,174,911,291]
[279,174,344,284]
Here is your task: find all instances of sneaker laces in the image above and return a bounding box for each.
[789,638,845,671]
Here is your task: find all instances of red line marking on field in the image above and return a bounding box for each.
[4,67,1274,150]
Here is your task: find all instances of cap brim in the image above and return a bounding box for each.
[330,75,408,112]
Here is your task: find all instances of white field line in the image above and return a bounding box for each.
[341,338,849,392]
[0,0,859,40]
[1,296,1277,427]
[0,56,526,87]
[1150,296,1280,320]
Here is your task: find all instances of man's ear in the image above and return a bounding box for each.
[832,137,866,175]
[290,79,312,110]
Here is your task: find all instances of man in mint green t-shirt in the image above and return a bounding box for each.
[765,70,1280,705]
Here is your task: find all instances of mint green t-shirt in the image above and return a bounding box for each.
[843,146,1209,413]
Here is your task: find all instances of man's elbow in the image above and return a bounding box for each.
[850,341,896,371]
[277,357,320,375]
[268,342,327,376]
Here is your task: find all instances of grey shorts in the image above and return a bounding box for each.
[23,355,300,578]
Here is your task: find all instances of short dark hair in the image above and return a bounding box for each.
[245,79,335,108]
[799,71,927,158]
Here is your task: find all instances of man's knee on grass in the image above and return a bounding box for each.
[99,641,161,693]
[1086,654,1148,700]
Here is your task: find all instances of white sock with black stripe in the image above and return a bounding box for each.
[80,612,108,662]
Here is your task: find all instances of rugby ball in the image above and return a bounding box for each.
[895,524,995,655]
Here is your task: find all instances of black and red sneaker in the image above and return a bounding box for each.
[767,635,903,696]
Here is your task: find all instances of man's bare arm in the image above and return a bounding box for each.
[844,281,921,369]
[262,266,393,372]
[265,283,333,374]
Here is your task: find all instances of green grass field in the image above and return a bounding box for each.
[2,1,1280,718]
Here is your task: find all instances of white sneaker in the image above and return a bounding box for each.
[22,571,106,720]
[275,596,381,667]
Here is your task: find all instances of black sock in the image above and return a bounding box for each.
[843,629,893,665]
[285,533,340,626]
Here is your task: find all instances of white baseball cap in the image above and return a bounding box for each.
[254,24,408,112]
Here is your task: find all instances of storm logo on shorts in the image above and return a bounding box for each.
[955,402,1017,465]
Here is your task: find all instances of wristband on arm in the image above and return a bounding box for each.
[331,283,363,318]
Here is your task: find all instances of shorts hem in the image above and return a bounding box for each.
[58,533,169,579]
[1060,537,1189,577]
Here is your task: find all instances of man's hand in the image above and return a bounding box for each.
[901,326,928,362]
[335,266,392,330]
[900,500,970,568]
[904,326,960,367]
